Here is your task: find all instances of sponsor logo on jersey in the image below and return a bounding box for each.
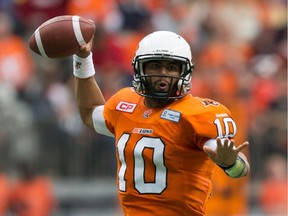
[116,101,137,113]
[142,109,152,118]
[201,99,220,107]
[132,128,153,134]
[216,113,228,118]
[160,109,181,122]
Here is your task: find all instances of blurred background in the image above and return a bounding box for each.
[0,0,286,215]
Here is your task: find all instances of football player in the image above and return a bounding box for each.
[73,31,250,216]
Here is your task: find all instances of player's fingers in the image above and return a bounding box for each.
[80,33,94,48]
[79,44,86,51]
[79,43,92,54]
[223,138,230,148]
[236,141,249,152]
[87,34,94,46]
[216,137,222,149]
[88,19,94,25]
[228,139,235,150]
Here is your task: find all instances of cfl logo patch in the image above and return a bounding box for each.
[75,61,82,69]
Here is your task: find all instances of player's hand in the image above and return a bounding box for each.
[76,35,94,58]
[203,138,249,167]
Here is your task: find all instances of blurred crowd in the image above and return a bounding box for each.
[0,0,286,215]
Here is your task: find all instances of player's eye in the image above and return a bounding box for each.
[150,63,160,69]
[167,64,178,71]
[145,62,160,70]
[167,63,181,72]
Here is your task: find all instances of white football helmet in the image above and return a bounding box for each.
[132,31,194,100]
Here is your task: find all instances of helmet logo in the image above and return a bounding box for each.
[155,49,169,53]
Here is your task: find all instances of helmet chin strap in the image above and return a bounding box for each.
[149,89,178,104]
[153,91,169,98]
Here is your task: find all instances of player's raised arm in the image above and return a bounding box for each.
[203,138,250,178]
[73,37,106,130]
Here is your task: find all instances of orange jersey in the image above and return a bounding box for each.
[102,87,236,216]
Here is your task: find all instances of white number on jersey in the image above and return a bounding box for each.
[117,134,167,194]
[214,117,236,138]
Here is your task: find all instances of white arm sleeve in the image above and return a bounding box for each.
[92,105,115,137]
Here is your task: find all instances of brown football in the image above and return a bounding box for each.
[29,15,95,58]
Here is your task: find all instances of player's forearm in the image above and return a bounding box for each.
[75,77,105,108]
[73,52,106,128]
[75,77,105,129]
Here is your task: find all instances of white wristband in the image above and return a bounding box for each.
[73,53,95,79]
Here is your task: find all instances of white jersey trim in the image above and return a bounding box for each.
[92,105,114,137]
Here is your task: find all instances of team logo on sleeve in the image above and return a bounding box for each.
[201,99,219,107]
[116,101,137,113]
[160,109,181,122]
[142,109,152,118]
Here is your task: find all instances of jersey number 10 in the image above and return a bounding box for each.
[117,134,167,194]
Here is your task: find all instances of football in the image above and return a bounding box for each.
[29,15,95,58]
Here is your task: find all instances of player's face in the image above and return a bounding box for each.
[143,60,181,93]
